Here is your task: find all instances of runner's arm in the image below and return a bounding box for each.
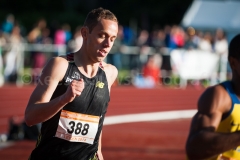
[24,57,83,126]
[186,85,240,159]
[97,131,104,160]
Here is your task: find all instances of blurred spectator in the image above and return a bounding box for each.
[142,54,162,85]
[134,54,162,88]
[169,25,185,50]
[150,29,166,52]
[161,26,174,82]
[7,116,24,140]
[135,29,151,70]
[49,20,59,41]
[4,25,25,83]
[73,26,83,50]
[27,18,48,83]
[161,25,185,84]
[0,30,8,45]
[54,26,66,45]
[62,23,72,44]
[1,14,15,34]
[193,30,203,46]
[0,30,8,86]
[7,116,40,141]
[184,27,198,50]
[198,32,213,52]
[54,23,71,57]
[27,18,47,43]
[54,23,72,45]
[40,28,53,44]
[67,26,83,53]
[164,25,172,48]
[123,26,135,46]
[38,27,53,60]
[136,30,150,47]
[109,24,124,70]
[213,28,228,83]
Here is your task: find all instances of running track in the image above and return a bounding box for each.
[0,85,204,160]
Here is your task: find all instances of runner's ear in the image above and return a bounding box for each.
[81,27,88,39]
[229,57,237,71]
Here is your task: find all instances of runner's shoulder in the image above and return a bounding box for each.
[202,83,228,99]
[48,56,69,67]
[42,56,69,76]
[101,62,118,77]
[198,83,231,113]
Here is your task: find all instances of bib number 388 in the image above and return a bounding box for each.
[67,121,89,135]
[55,110,100,144]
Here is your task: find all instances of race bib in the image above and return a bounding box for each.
[55,110,100,144]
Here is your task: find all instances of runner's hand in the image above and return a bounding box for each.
[62,79,84,103]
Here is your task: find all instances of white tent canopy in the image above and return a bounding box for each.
[181,0,240,33]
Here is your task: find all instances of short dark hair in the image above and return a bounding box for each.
[228,34,240,60]
[83,7,118,33]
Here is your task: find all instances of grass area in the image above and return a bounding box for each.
[116,69,132,85]
[13,68,213,88]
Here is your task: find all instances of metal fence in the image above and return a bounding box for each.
[0,43,226,88]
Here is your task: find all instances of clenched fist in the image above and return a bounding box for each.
[62,79,85,103]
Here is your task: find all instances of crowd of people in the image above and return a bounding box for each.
[0,14,84,85]
[0,13,229,87]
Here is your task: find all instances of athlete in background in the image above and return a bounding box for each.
[186,34,240,160]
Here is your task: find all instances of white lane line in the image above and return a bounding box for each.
[0,110,197,150]
[0,141,14,150]
[104,109,197,125]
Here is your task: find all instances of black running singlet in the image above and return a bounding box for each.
[29,62,110,160]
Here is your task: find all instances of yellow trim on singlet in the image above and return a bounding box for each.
[193,104,240,160]
[186,105,240,160]
[212,104,240,160]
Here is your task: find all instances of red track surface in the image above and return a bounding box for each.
[0,85,204,160]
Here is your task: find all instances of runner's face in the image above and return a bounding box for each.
[86,19,118,62]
